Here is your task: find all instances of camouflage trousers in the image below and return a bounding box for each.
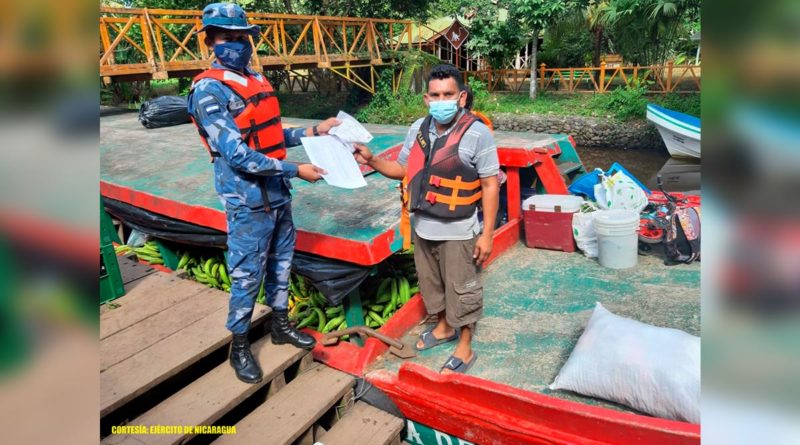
[225,203,295,334]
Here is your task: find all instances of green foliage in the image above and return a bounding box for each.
[599,0,700,65]
[355,70,425,125]
[485,93,610,118]
[590,83,649,120]
[304,0,430,20]
[510,0,572,32]
[467,78,492,111]
[464,2,526,68]
[539,9,594,67]
[652,92,700,117]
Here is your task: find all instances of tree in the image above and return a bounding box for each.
[464,1,527,70]
[540,8,594,67]
[508,0,571,99]
[584,0,611,67]
[598,0,700,65]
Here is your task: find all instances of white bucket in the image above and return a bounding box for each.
[593,209,639,269]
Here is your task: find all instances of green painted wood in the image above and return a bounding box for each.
[155,239,180,271]
[343,287,365,346]
[100,114,407,245]
[100,196,121,245]
[101,196,125,304]
[376,243,700,413]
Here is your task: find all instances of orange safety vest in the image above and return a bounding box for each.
[190,68,286,161]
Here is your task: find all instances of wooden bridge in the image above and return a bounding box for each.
[100,7,415,93]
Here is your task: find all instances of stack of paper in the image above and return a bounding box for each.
[328,110,374,146]
[300,111,374,189]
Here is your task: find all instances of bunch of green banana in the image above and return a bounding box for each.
[184,255,231,292]
[115,240,164,265]
[371,275,413,325]
[114,244,131,255]
[288,276,338,333]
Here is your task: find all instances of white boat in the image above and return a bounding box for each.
[647,103,701,159]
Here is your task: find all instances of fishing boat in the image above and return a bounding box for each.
[100,113,700,445]
[647,103,701,159]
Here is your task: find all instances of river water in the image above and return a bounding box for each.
[576,146,700,194]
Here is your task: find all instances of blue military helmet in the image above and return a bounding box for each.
[198,2,260,36]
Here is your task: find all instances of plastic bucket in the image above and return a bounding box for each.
[593,209,639,269]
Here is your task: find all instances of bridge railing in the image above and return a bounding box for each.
[100,7,413,83]
[463,61,701,94]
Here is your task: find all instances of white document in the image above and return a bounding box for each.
[300,135,367,189]
[328,110,374,146]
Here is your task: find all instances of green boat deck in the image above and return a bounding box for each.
[100,114,408,250]
[100,112,577,265]
[368,242,701,414]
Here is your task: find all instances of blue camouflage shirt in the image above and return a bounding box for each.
[187,62,306,211]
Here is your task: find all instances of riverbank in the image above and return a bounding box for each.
[493,113,665,150]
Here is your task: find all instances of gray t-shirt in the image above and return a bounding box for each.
[397,112,499,241]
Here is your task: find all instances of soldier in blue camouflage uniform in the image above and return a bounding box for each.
[188,2,340,384]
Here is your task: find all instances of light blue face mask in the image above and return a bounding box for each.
[429,99,459,124]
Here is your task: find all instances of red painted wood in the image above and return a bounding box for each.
[532,152,569,194]
[101,181,226,231]
[497,147,536,167]
[485,217,521,267]
[310,293,427,375]
[368,363,700,445]
[506,167,522,221]
[101,181,397,266]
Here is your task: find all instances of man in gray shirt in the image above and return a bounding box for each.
[353,64,499,374]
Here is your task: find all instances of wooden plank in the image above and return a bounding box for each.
[100,272,207,340]
[100,304,270,417]
[556,161,582,175]
[118,255,156,286]
[317,402,404,445]
[214,366,354,445]
[101,286,228,371]
[101,337,308,445]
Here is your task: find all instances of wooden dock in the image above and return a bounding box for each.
[100,263,403,445]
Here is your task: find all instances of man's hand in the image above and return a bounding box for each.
[297,163,327,183]
[315,117,341,135]
[473,233,493,267]
[352,143,373,165]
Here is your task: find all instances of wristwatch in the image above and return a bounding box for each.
[312,125,319,136]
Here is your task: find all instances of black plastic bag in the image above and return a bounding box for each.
[104,198,371,303]
[104,198,227,247]
[138,95,191,129]
[292,252,371,306]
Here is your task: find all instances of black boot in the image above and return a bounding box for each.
[271,309,316,349]
[229,334,263,384]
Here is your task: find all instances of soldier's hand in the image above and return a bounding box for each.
[352,144,373,165]
[298,163,327,183]
[315,117,341,135]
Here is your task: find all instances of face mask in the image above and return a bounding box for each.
[429,99,459,124]
[214,40,252,72]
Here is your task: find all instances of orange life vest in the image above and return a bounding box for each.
[191,68,286,161]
